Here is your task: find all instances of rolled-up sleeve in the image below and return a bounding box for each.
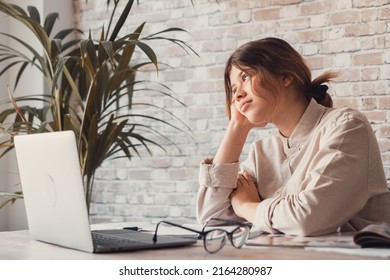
[196,157,244,225]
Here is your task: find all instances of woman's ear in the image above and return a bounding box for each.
[281,75,293,87]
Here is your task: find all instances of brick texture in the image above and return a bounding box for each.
[73,0,390,224]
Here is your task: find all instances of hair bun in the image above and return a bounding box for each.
[311,84,328,102]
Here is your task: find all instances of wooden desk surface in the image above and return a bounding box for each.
[0,229,387,260]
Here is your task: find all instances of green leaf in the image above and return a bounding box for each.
[44,12,60,37]
[51,39,62,62]
[117,22,145,71]
[128,40,158,71]
[54,28,83,41]
[14,62,29,91]
[81,39,98,77]
[99,41,114,67]
[0,32,50,81]
[108,0,135,42]
[27,6,41,24]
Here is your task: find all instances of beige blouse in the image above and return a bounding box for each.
[197,99,390,236]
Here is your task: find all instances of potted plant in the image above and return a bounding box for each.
[0,0,196,213]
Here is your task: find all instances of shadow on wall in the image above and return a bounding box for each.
[0,151,28,231]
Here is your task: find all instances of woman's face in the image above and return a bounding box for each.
[229,65,277,126]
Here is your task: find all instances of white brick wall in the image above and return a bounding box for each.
[73,0,390,224]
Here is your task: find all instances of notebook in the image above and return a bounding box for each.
[14,130,196,253]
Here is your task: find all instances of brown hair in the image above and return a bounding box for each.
[224,37,339,119]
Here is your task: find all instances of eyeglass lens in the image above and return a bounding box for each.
[204,226,249,253]
[231,226,250,247]
[204,229,227,253]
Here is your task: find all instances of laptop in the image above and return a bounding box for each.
[14,130,196,253]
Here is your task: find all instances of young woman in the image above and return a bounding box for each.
[197,37,390,236]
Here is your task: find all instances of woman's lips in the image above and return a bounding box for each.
[240,100,252,111]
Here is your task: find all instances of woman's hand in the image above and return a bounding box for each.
[230,101,255,131]
[212,103,253,164]
[230,171,261,223]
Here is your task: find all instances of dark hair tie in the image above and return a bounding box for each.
[311,84,328,102]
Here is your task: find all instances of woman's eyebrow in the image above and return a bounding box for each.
[230,70,244,87]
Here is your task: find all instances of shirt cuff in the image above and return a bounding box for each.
[199,157,240,189]
[252,197,281,234]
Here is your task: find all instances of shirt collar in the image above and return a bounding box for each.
[280,98,327,153]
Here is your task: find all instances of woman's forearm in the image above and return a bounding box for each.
[213,121,251,164]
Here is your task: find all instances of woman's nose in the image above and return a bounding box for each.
[235,86,246,100]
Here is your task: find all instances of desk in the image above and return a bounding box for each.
[0,229,388,260]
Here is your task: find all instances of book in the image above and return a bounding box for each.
[246,233,358,248]
[353,222,390,248]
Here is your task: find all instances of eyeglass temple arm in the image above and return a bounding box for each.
[201,217,252,232]
[152,220,202,243]
[206,217,252,227]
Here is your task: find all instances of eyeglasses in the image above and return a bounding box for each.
[153,218,252,253]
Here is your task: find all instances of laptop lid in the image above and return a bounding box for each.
[14,131,94,252]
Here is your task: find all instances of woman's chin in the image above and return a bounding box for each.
[248,119,268,128]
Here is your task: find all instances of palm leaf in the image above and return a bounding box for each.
[108,0,135,41]
[27,6,40,24]
[0,2,51,54]
[117,22,145,71]
[0,32,50,82]
[43,13,59,36]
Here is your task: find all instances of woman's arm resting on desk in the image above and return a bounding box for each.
[197,105,254,225]
[231,171,261,223]
[196,158,245,224]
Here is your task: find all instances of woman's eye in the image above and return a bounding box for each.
[242,73,249,81]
